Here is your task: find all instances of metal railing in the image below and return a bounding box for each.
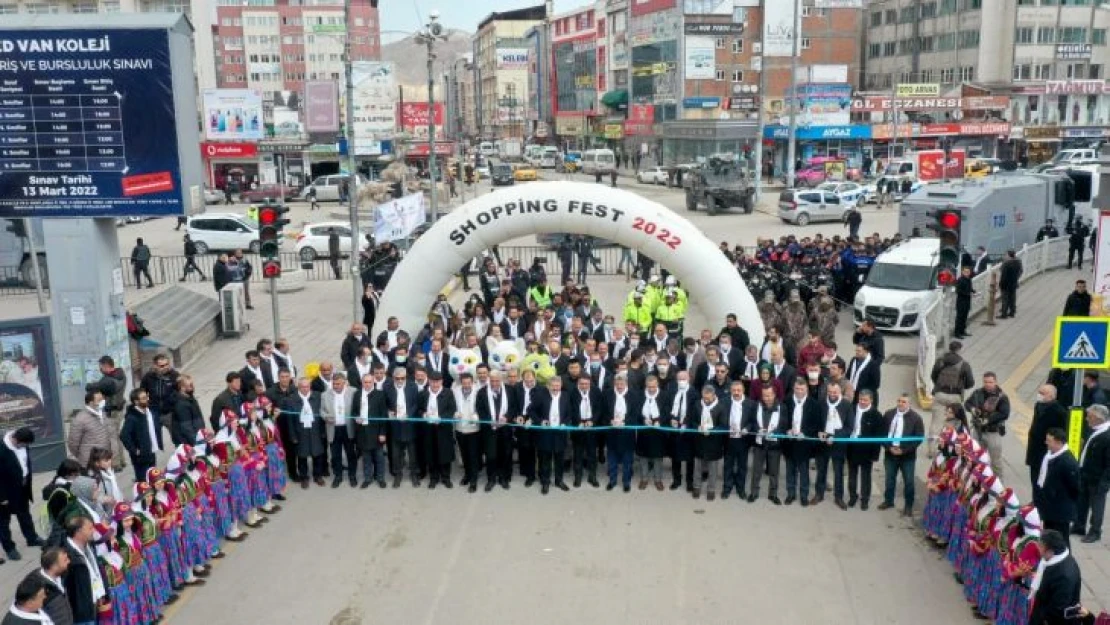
[915,236,1071,403]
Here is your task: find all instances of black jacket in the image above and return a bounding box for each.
[686,399,727,461]
[848,406,886,462]
[847,356,881,394]
[742,400,789,450]
[383,383,421,443]
[0,441,31,505]
[528,388,571,453]
[41,572,73,625]
[850,331,885,364]
[171,391,206,446]
[350,387,387,450]
[85,368,126,412]
[139,369,180,417]
[340,334,372,370]
[602,388,642,454]
[62,541,104,623]
[1034,451,1081,524]
[999,258,1023,290]
[1079,428,1110,487]
[120,404,164,459]
[213,260,230,291]
[1028,554,1082,625]
[781,394,825,457]
[881,409,925,459]
[209,389,244,430]
[1063,290,1092,317]
[1026,401,1069,468]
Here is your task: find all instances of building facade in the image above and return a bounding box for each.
[552,3,600,147]
[473,5,545,141]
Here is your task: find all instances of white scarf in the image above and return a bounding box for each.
[889,411,905,448]
[671,388,688,421]
[612,391,627,426]
[142,406,161,452]
[826,400,843,434]
[699,400,718,434]
[1030,549,1070,594]
[849,355,871,388]
[359,389,372,420]
[274,348,296,377]
[298,392,314,427]
[99,469,122,503]
[455,388,478,433]
[522,384,535,414]
[1080,422,1110,465]
[744,359,758,380]
[332,391,347,426]
[6,605,53,624]
[643,392,660,424]
[852,406,867,438]
[790,395,806,432]
[425,389,440,421]
[1038,445,1070,488]
[728,398,744,437]
[3,434,27,478]
[756,403,779,445]
[39,569,64,594]
[487,385,508,427]
[579,393,592,423]
[68,537,105,601]
[394,385,408,419]
[548,392,562,426]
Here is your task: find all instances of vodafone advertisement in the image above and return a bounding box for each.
[200,142,258,160]
[916,149,965,182]
[400,102,445,140]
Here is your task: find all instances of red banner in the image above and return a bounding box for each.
[624,104,654,136]
[406,142,454,157]
[852,95,1009,112]
[958,122,1011,136]
[399,102,445,135]
[200,142,258,159]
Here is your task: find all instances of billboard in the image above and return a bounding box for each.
[625,104,654,135]
[203,89,264,140]
[399,102,445,140]
[0,317,63,469]
[683,36,716,80]
[788,83,852,127]
[374,193,426,242]
[895,83,941,97]
[763,0,797,57]
[304,81,339,133]
[0,27,199,217]
[264,90,303,138]
[851,95,1010,111]
[351,61,396,155]
[497,48,529,70]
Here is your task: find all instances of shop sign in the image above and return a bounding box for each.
[851,96,1009,111]
[309,143,338,155]
[762,125,871,140]
[871,123,918,140]
[406,142,455,157]
[604,123,625,139]
[201,142,258,159]
[1023,126,1060,139]
[625,104,655,135]
[1046,80,1110,95]
[258,142,308,153]
[728,96,758,110]
[682,96,720,109]
[1056,44,1092,60]
[684,23,745,35]
[1062,127,1104,138]
[921,123,960,136]
[959,122,1011,136]
[555,116,585,136]
[895,83,940,97]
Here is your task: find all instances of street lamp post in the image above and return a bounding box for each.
[415,13,446,224]
[343,0,360,322]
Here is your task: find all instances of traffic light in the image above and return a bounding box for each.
[257,200,289,278]
[931,206,962,286]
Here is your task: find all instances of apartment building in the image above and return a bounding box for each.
[473,5,545,140]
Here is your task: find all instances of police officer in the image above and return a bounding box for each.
[654,289,685,339]
[1068,218,1092,270]
[1036,219,1060,242]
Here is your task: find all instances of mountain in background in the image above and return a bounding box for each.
[380,29,473,89]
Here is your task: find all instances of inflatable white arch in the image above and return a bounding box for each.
[373,181,765,340]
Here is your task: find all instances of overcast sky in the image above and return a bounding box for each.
[381,0,594,39]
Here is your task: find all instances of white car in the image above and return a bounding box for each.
[853,238,941,332]
[816,181,866,207]
[476,164,491,180]
[203,187,225,204]
[636,166,668,185]
[300,174,367,202]
[294,221,371,261]
[187,212,272,254]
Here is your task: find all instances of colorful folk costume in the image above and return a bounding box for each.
[130,483,177,608]
[145,468,199,589]
[923,427,964,546]
[239,399,281,515]
[97,526,134,625]
[963,473,1003,611]
[258,397,289,499]
[947,443,988,576]
[165,444,218,576]
[997,506,1043,625]
[194,429,246,543]
[214,409,264,528]
[114,502,162,624]
[973,487,1021,620]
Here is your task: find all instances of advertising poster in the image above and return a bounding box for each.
[0,317,63,469]
[373,193,426,242]
[763,0,798,57]
[916,149,965,182]
[1093,211,1110,314]
[789,83,852,126]
[263,90,303,138]
[625,104,654,135]
[351,61,396,155]
[203,89,264,141]
[304,80,339,133]
[0,28,192,217]
[683,36,715,80]
[399,102,445,140]
[496,49,529,70]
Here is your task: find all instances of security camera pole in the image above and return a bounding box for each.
[418,13,445,224]
[344,0,361,321]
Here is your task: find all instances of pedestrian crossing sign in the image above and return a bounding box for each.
[1053,317,1110,368]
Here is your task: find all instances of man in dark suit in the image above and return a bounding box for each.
[529,376,572,494]
[878,394,925,516]
[346,346,375,388]
[0,427,43,561]
[340,323,373,370]
[768,347,796,396]
[417,372,457,489]
[817,382,853,509]
[383,367,421,488]
[281,377,326,489]
[688,384,727,500]
[1073,403,1110,544]
[847,342,881,407]
[722,380,752,500]
[119,388,165,483]
[569,375,604,488]
[423,339,450,385]
[60,517,104,625]
[667,371,697,491]
[744,384,787,504]
[351,373,388,489]
[477,370,517,490]
[499,307,528,341]
[782,377,824,506]
[1036,428,1081,546]
[847,390,885,510]
[1027,385,1070,488]
[208,371,244,430]
[603,375,642,493]
[1028,530,1083,625]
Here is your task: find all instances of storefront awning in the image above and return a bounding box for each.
[601,90,629,109]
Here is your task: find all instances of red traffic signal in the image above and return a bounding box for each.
[262,259,282,279]
[938,211,960,230]
[937,268,958,286]
[258,203,290,228]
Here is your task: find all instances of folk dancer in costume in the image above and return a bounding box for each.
[113,501,163,624]
[96,524,132,625]
[256,395,289,500]
[131,482,178,607]
[239,398,281,515]
[213,408,265,528]
[973,487,1020,620]
[947,443,987,576]
[145,468,207,589]
[963,473,1003,611]
[997,505,1042,625]
[923,427,962,545]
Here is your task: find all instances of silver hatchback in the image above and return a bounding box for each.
[777,189,850,226]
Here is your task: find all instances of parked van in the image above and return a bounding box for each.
[539,146,559,169]
[581,149,616,175]
[853,238,940,332]
[478,142,496,157]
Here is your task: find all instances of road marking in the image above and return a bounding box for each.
[1001,330,1055,444]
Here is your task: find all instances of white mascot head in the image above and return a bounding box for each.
[447,346,482,380]
[487,338,525,373]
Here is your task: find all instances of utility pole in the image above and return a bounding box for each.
[784,0,801,189]
[754,53,767,201]
[427,38,438,224]
[343,0,360,322]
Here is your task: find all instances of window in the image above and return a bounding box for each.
[1013,63,1031,80]
[937,33,956,51]
[958,30,980,48]
[0,4,15,12]
[1037,26,1056,44]
[939,0,957,14]
[801,37,811,50]
[1091,64,1103,79]
[920,2,937,17]
[884,9,896,23]
[731,69,744,82]
[731,39,743,53]
[940,67,955,83]
[1015,27,1033,44]
[899,6,916,22]
[1035,63,1052,79]
[715,69,725,81]
[715,37,725,49]
[1059,27,1087,43]
[959,66,975,81]
[917,36,934,52]
[1095,29,1107,45]
[963,0,981,8]
[883,41,896,56]
[868,43,881,58]
[870,11,882,26]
